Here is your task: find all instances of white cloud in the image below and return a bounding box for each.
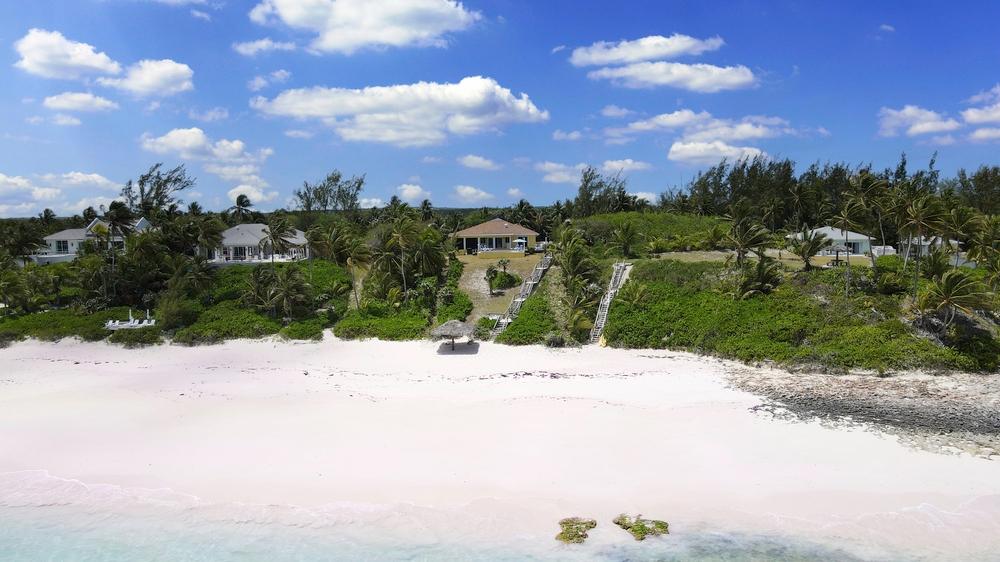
[190,9,211,21]
[969,128,1000,142]
[552,129,582,141]
[961,102,1000,125]
[52,114,81,126]
[141,128,272,187]
[98,59,194,97]
[14,28,121,79]
[248,0,480,54]
[188,107,229,122]
[879,23,895,32]
[284,129,314,138]
[0,173,66,217]
[38,171,118,191]
[421,156,442,163]
[631,191,656,203]
[602,159,651,173]
[551,45,566,54]
[506,187,524,198]
[359,197,384,208]
[227,184,277,203]
[878,105,961,137]
[251,76,549,147]
[247,69,291,91]
[587,61,755,92]
[967,84,1000,105]
[458,154,501,170]
[570,34,724,67]
[668,140,764,165]
[396,183,430,202]
[534,161,586,184]
[232,38,296,56]
[454,185,493,203]
[601,104,633,118]
[42,92,119,112]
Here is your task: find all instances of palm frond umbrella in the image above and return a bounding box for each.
[830,243,849,266]
[431,320,473,350]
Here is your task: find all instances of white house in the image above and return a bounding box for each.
[899,236,959,258]
[787,226,872,256]
[34,217,152,264]
[210,223,310,264]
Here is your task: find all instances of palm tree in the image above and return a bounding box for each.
[900,195,944,300]
[497,258,510,273]
[921,247,952,282]
[261,215,295,269]
[847,173,889,273]
[485,264,498,296]
[241,267,275,314]
[611,221,639,258]
[726,220,770,267]
[390,216,420,294]
[732,256,782,300]
[941,206,982,269]
[194,216,225,259]
[832,200,863,295]
[344,235,371,309]
[0,269,26,314]
[269,265,311,321]
[789,227,831,271]
[920,269,990,328]
[38,208,57,226]
[419,199,434,221]
[228,194,254,222]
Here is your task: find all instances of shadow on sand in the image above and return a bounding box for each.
[436,341,481,355]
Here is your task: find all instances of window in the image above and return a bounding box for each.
[56,240,69,253]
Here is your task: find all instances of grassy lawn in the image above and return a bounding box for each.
[458,253,541,319]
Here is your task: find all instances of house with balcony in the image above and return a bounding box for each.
[209,223,310,264]
[34,217,152,264]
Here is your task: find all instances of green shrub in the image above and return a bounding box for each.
[876,254,905,273]
[575,212,724,248]
[490,271,522,290]
[437,289,473,322]
[333,309,429,340]
[172,301,281,345]
[474,316,495,340]
[280,318,327,340]
[108,326,163,348]
[496,291,556,345]
[0,307,132,342]
[156,294,203,330]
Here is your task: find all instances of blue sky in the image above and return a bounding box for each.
[2,0,1000,217]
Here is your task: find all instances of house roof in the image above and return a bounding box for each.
[44,228,89,241]
[221,223,307,247]
[454,218,538,238]
[788,225,868,241]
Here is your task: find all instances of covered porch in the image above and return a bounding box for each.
[210,244,310,263]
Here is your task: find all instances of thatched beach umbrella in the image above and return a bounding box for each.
[431,320,473,350]
[830,243,849,265]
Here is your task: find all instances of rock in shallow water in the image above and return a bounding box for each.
[613,513,669,540]
[555,517,597,544]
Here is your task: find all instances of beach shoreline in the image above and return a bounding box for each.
[2,336,999,560]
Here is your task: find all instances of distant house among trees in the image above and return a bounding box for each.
[453,218,539,255]
[210,223,310,264]
[34,217,152,264]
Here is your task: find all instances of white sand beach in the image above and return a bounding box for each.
[1,337,999,560]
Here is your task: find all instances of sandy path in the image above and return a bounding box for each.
[1,337,999,559]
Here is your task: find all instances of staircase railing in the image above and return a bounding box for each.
[490,254,553,339]
[590,261,630,343]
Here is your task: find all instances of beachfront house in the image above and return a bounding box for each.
[34,217,152,264]
[453,218,539,255]
[788,226,873,256]
[899,236,958,258]
[209,223,310,264]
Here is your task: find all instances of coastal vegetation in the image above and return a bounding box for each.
[613,514,670,541]
[0,154,997,373]
[555,517,597,544]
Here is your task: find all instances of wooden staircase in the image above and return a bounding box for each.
[589,261,631,344]
[490,254,553,339]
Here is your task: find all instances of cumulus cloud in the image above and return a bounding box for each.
[879,23,895,32]
[43,92,119,112]
[188,107,229,122]
[587,61,755,92]
[190,9,212,21]
[506,187,524,198]
[232,38,296,56]
[248,0,480,54]
[631,191,656,203]
[0,173,66,217]
[668,140,764,165]
[14,29,121,79]
[961,102,1000,125]
[570,34,724,67]
[602,159,651,173]
[396,183,431,202]
[601,104,633,118]
[458,154,500,170]
[248,69,292,91]
[454,185,493,203]
[878,105,961,137]
[38,171,118,191]
[52,114,81,126]
[227,184,277,203]
[359,197,384,208]
[284,129,314,139]
[966,84,1000,105]
[534,161,586,184]
[141,128,273,188]
[98,59,193,97]
[251,76,549,147]
[969,128,1000,142]
[552,129,582,141]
